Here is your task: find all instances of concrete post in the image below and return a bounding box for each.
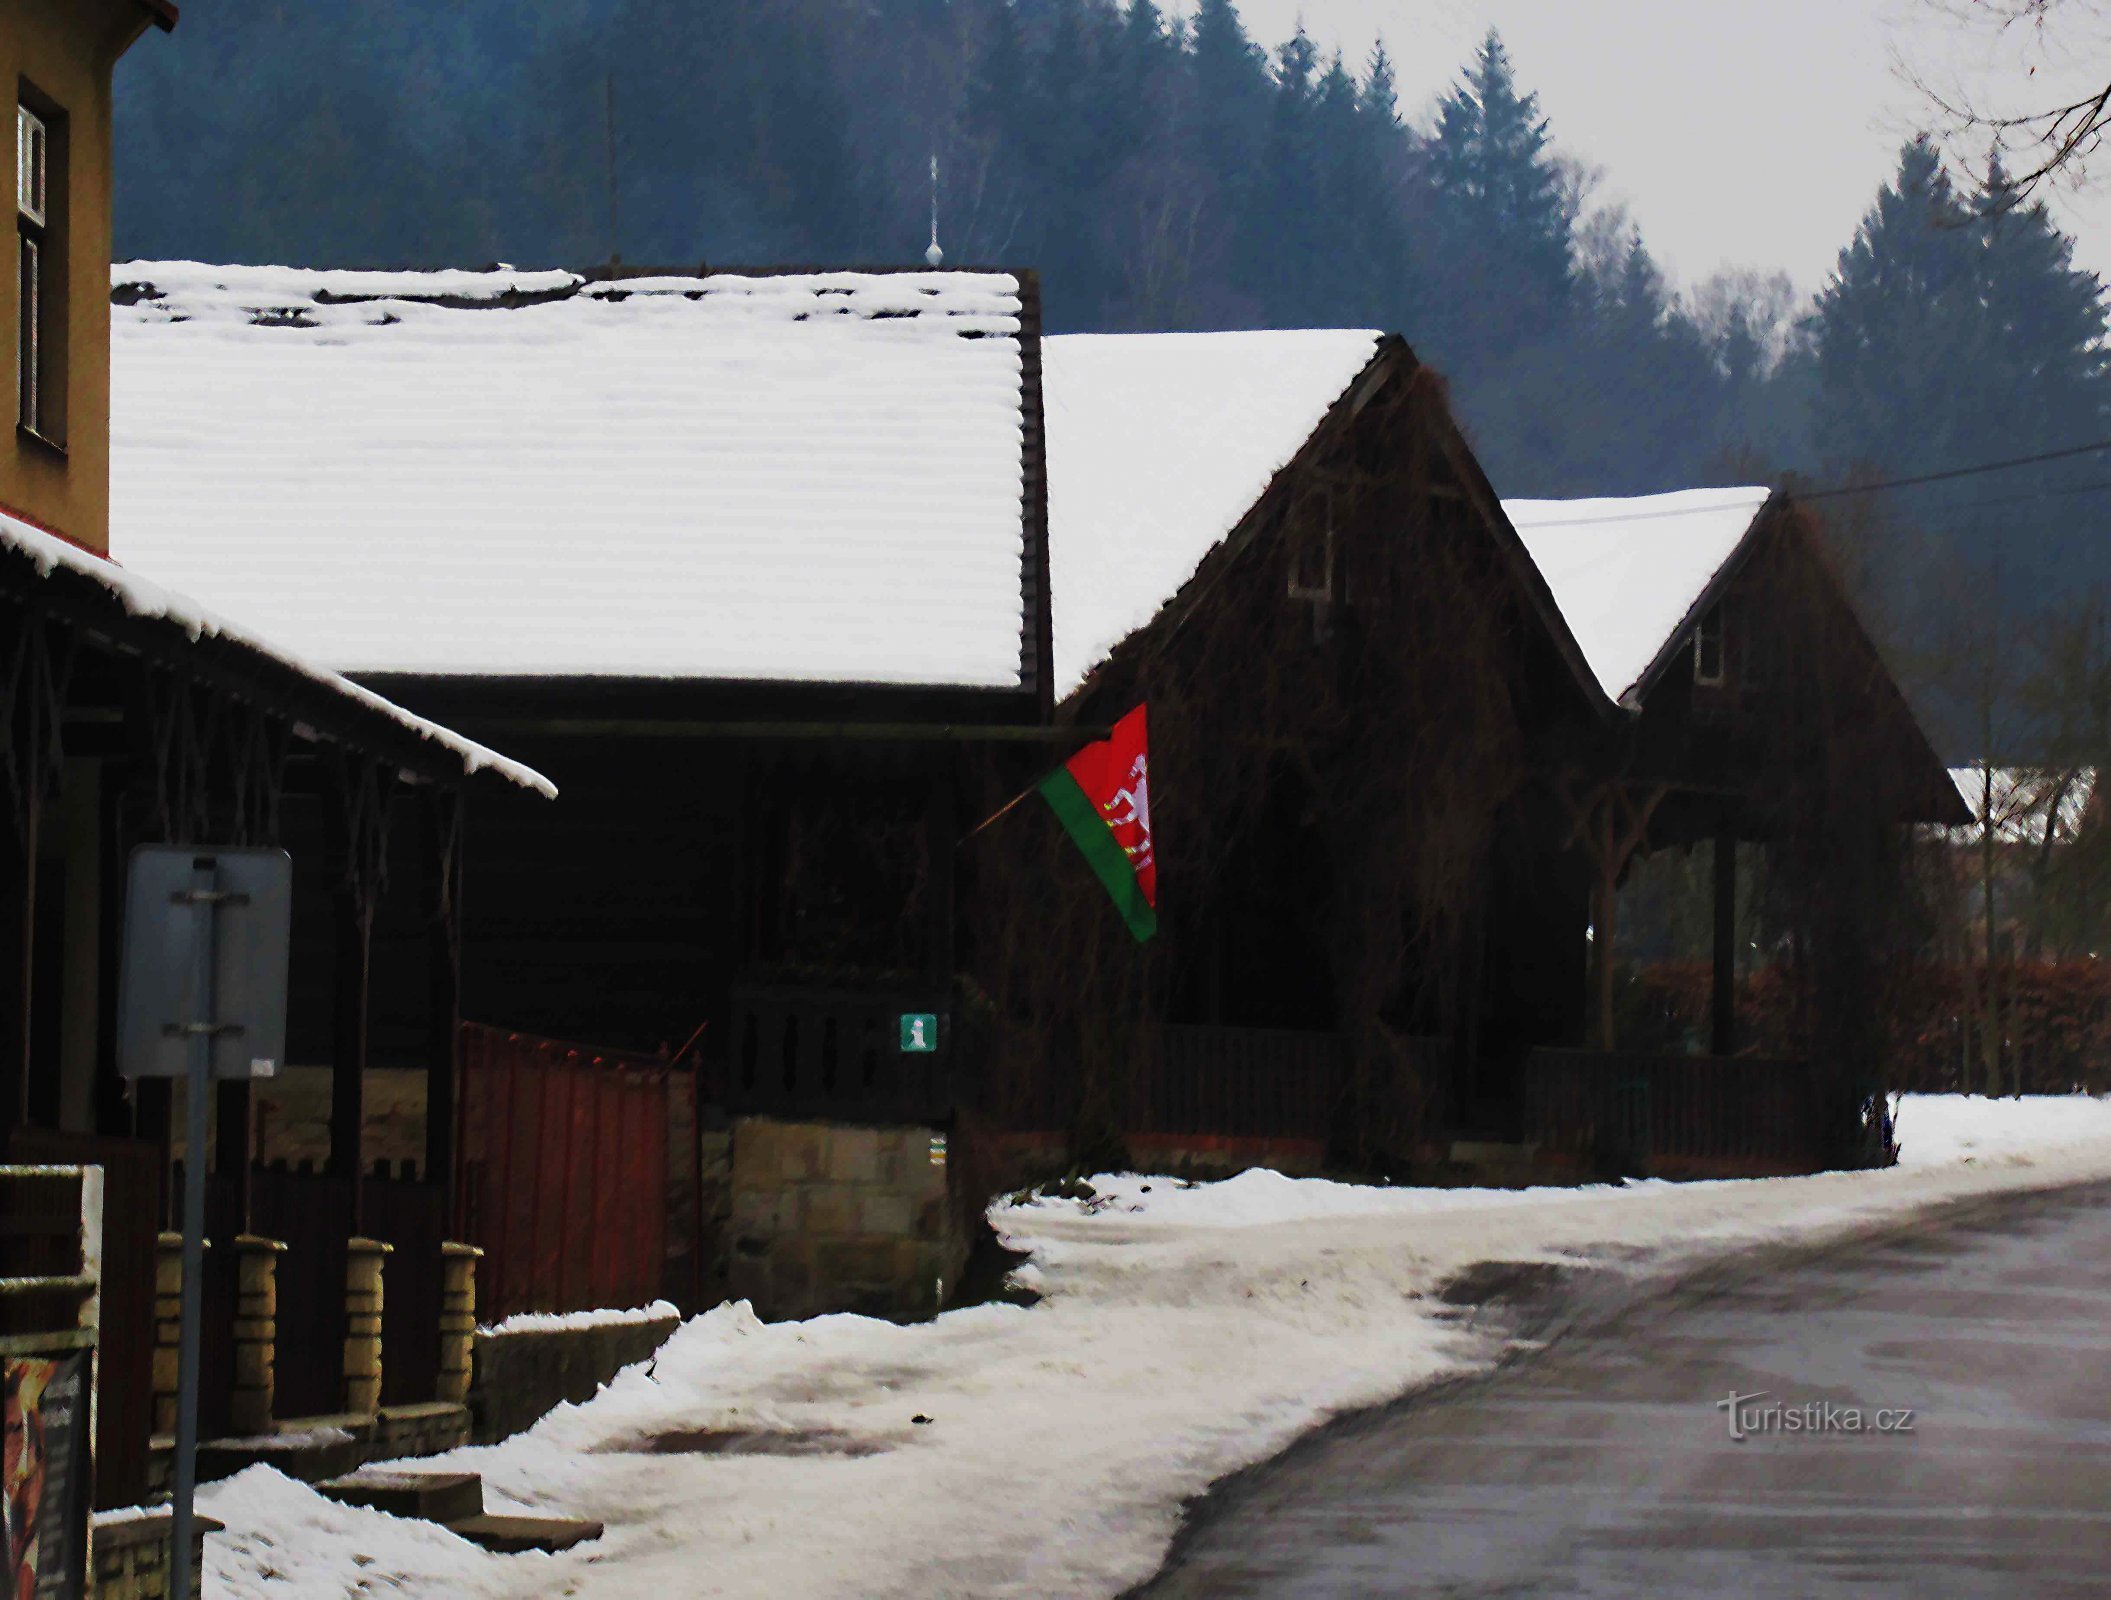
[437,1242,482,1405]
[229,1235,286,1436]
[342,1236,393,1416]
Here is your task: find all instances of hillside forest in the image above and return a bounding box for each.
[114,0,2111,755]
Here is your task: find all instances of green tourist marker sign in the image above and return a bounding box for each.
[899,1013,940,1053]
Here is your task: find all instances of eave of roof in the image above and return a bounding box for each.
[136,0,178,32]
[0,504,553,797]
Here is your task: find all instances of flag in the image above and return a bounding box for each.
[1039,703,1156,942]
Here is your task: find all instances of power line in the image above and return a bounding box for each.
[1507,434,2111,530]
[1796,435,2111,501]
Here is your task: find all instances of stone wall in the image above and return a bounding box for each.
[696,1120,733,1308]
[726,1118,968,1322]
[469,1313,681,1445]
[91,1510,220,1600]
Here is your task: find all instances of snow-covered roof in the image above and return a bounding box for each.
[109,262,1033,690]
[0,506,553,795]
[1944,766,2099,846]
[1043,330,1384,696]
[1503,487,1774,705]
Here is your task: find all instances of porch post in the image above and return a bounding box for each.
[423,788,463,1190]
[328,761,385,1233]
[0,808,30,1137]
[1711,830,1736,1058]
[925,777,956,984]
[1594,802,1617,1053]
[330,881,373,1190]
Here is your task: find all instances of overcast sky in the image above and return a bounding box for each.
[1228,0,2111,296]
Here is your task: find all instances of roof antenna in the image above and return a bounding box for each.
[926,153,944,268]
[605,71,622,271]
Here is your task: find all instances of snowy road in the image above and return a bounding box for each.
[196,1096,2111,1598]
[1140,1180,2111,1599]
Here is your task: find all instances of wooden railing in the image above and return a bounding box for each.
[723,983,954,1126]
[1137,1025,1349,1142]
[1524,1048,1825,1177]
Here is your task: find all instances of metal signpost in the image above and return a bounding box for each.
[117,847,291,1600]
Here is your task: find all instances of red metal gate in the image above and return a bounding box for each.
[455,1023,682,1323]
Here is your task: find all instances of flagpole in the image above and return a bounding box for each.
[959,785,1039,845]
[958,724,1116,847]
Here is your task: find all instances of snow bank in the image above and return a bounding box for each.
[1053,1166,1607,1229]
[1505,486,1771,704]
[1893,1091,2111,1167]
[480,1299,680,1337]
[200,1094,2111,1600]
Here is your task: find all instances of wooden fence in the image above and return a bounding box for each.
[1524,1048,1827,1177]
[1139,1025,1348,1142]
[455,1023,682,1323]
[721,983,954,1126]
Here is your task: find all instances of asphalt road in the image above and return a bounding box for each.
[1137,1182,2111,1599]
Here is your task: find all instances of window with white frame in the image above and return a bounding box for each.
[17,100,53,440]
[18,105,43,426]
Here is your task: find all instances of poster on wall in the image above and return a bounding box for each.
[1,1351,90,1600]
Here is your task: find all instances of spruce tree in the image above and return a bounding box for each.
[1815,138,2111,611]
[1427,28,1574,334]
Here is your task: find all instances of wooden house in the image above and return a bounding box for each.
[969,329,1607,1178]
[1505,489,1965,1172]
[972,335,1963,1183]
[109,262,1064,1316]
[3,0,552,1523]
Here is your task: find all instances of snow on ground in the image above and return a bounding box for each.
[200,1094,2111,1600]
[1892,1091,2111,1167]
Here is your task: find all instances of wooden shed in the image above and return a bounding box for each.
[970,337,1963,1183]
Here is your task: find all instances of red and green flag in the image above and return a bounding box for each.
[1040,703,1156,942]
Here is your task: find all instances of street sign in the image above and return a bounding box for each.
[113,845,293,1600]
[117,846,291,1080]
[899,1013,940,1053]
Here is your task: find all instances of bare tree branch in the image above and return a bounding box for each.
[1908,0,2111,207]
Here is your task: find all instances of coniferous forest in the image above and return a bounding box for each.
[116,0,2111,743]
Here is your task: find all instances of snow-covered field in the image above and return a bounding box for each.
[200,1094,2111,1599]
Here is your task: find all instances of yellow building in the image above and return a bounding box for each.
[0,0,174,552]
[0,0,551,1556]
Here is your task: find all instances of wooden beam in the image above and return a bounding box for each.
[0,806,30,1138]
[1711,830,1736,1057]
[439,718,1109,744]
[422,790,463,1190]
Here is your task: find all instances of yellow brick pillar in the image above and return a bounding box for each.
[342,1237,393,1416]
[437,1242,482,1405]
[152,1231,208,1437]
[229,1235,287,1436]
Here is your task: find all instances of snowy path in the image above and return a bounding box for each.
[200,1095,2111,1599]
